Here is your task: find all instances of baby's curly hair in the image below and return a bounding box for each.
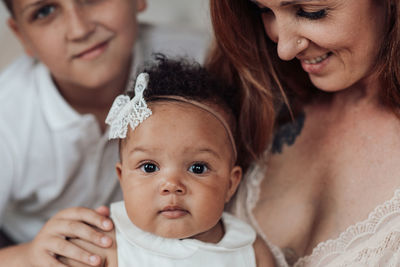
[126,54,245,167]
[132,54,239,120]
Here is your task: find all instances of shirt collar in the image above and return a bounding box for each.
[36,62,83,131]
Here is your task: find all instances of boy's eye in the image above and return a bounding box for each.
[188,163,209,175]
[34,5,56,20]
[296,8,327,20]
[140,163,159,173]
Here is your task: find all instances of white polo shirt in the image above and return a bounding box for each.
[0,55,123,242]
[0,24,211,243]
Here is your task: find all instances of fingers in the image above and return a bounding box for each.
[63,219,112,247]
[31,254,68,267]
[59,256,98,267]
[46,237,102,266]
[38,253,69,267]
[95,206,110,217]
[54,207,113,232]
[27,207,113,267]
[42,218,112,249]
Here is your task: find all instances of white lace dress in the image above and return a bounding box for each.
[230,154,400,267]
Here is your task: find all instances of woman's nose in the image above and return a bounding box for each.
[263,15,308,61]
[159,176,186,196]
[65,5,95,41]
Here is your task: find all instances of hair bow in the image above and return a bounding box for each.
[105,73,152,139]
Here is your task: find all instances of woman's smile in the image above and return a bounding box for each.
[299,52,332,75]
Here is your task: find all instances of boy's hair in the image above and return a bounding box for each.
[124,54,247,168]
[2,0,13,15]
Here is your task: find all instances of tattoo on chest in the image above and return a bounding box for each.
[272,112,305,154]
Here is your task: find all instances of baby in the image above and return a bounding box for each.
[68,55,274,266]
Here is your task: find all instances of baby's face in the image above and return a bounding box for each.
[116,101,242,240]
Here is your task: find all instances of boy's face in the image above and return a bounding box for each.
[8,0,146,90]
[116,102,242,240]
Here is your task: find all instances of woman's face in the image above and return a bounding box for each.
[252,0,386,92]
[9,0,146,90]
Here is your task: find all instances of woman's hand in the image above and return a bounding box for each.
[25,206,114,266]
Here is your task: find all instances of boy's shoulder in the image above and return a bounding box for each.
[0,55,39,101]
[0,55,37,85]
[0,56,47,144]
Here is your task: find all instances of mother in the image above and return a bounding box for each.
[207,0,400,266]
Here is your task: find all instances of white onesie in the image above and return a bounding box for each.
[111,201,257,267]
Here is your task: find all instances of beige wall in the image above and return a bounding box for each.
[0,0,211,72]
[0,5,23,72]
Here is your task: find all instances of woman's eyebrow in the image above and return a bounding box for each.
[281,0,326,6]
[249,0,323,7]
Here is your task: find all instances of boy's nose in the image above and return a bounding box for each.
[65,5,95,41]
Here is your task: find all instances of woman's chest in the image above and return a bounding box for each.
[252,112,400,264]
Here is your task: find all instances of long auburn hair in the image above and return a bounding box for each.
[206,0,400,161]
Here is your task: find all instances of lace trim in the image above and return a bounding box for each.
[243,150,289,267]
[294,189,400,266]
[242,151,400,267]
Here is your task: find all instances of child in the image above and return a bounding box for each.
[0,0,208,266]
[68,55,275,266]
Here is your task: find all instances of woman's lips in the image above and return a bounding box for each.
[159,206,189,219]
[74,40,109,60]
[300,52,332,75]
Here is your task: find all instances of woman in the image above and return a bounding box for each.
[207,0,400,266]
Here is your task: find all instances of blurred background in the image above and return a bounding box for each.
[0,0,212,72]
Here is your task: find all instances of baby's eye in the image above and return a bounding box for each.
[33,5,56,20]
[188,163,209,174]
[140,163,159,173]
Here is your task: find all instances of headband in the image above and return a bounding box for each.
[105,73,237,161]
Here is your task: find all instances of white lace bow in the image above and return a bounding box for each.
[105,73,152,139]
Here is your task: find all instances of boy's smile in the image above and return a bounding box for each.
[71,36,113,61]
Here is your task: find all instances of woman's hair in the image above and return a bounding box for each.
[127,54,252,169]
[205,0,314,162]
[378,1,400,111]
[206,0,400,154]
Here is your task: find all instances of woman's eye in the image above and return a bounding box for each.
[250,1,272,14]
[256,6,272,14]
[188,163,209,174]
[140,163,159,173]
[34,5,56,20]
[296,8,327,20]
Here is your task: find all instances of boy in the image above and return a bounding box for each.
[0,0,209,266]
